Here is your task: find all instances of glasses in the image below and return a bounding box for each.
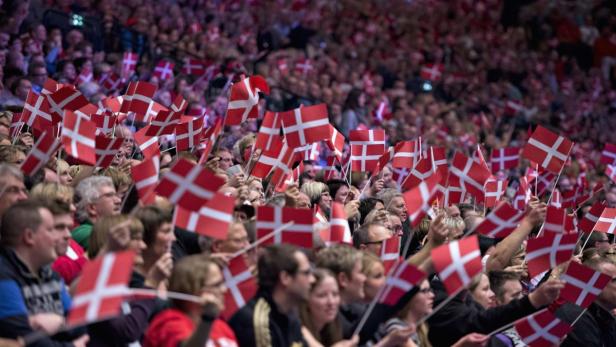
[98,191,118,200]
[418,287,433,294]
[597,239,610,243]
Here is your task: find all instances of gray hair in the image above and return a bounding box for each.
[0,163,24,183]
[75,176,114,222]
[376,188,402,208]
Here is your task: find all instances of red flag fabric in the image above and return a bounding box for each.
[392,140,421,169]
[380,235,401,274]
[530,170,556,197]
[181,58,206,76]
[420,63,444,81]
[402,172,441,226]
[448,152,491,201]
[20,131,61,176]
[255,111,282,152]
[91,111,117,135]
[474,202,525,238]
[10,112,24,138]
[525,233,577,277]
[94,136,123,168]
[22,91,54,130]
[122,52,138,78]
[392,167,411,188]
[145,110,181,137]
[256,206,314,248]
[484,178,508,208]
[600,143,616,166]
[349,129,386,172]
[153,60,175,80]
[514,309,571,347]
[155,159,225,211]
[522,126,573,173]
[325,125,345,161]
[175,116,204,151]
[251,137,293,181]
[543,207,575,234]
[401,158,434,190]
[47,86,89,121]
[134,126,160,160]
[61,110,97,165]
[606,165,616,184]
[328,202,352,245]
[126,82,157,117]
[428,146,448,177]
[98,72,123,91]
[202,118,222,144]
[595,207,616,234]
[172,192,235,239]
[472,144,490,173]
[504,100,525,116]
[549,189,562,208]
[559,261,611,308]
[578,201,607,233]
[294,142,320,162]
[281,104,330,148]
[41,78,59,95]
[431,235,482,295]
[131,156,159,205]
[68,251,134,325]
[378,261,426,305]
[221,255,257,320]
[225,75,269,125]
[513,177,531,211]
[490,147,520,173]
[295,58,314,75]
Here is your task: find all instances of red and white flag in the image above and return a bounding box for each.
[522,126,573,173]
[255,111,282,152]
[225,75,269,125]
[98,72,123,91]
[559,261,611,308]
[91,111,117,135]
[175,116,204,151]
[474,202,525,239]
[600,143,616,166]
[10,112,24,138]
[22,91,54,130]
[47,86,89,119]
[428,146,448,177]
[181,58,206,76]
[431,235,482,295]
[472,145,490,173]
[378,261,426,305]
[448,152,491,201]
[251,137,294,182]
[525,233,577,277]
[402,173,441,226]
[327,202,352,245]
[543,206,575,234]
[295,58,314,76]
[75,68,93,86]
[61,110,97,165]
[401,158,434,190]
[504,100,525,116]
[549,189,562,208]
[20,131,61,176]
[126,82,157,117]
[529,169,556,197]
[420,63,444,81]
[513,177,531,211]
[41,78,60,95]
[172,192,235,239]
[155,158,225,211]
[578,201,607,233]
[490,147,520,173]
[145,110,180,137]
[392,140,421,169]
[131,156,159,205]
[326,125,345,161]
[349,129,386,172]
[392,167,411,188]
[514,309,571,347]
[323,155,339,181]
[134,126,160,160]
[122,52,138,78]
[94,136,123,168]
[594,208,616,234]
[68,251,134,325]
[221,256,257,320]
[256,206,314,248]
[606,165,616,184]
[281,104,329,148]
[153,60,175,80]
[484,178,508,208]
[294,142,320,162]
[202,118,222,144]
[380,235,401,274]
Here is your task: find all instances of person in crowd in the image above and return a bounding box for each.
[361,252,385,303]
[580,231,613,255]
[0,163,28,216]
[488,271,524,307]
[301,181,332,221]
[468,274,496,309]
[327,179,350,205]
[352,223,392,255]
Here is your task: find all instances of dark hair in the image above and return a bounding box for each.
[343,88,363,111]
[257,244,300,291]
[358,198,384,225]
[352,223,373,249]
[41,198,72,216]
[488,271,521,302]
[0,199,46,247]
[133,205,173,246]
[299,268,343,345]
[326,179,349,202]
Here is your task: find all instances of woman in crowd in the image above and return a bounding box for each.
[469,274,496,309]
[361,252,386,303]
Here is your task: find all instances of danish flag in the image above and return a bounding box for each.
[175,116,204,151]
[428,146,448,177]
[513,177,531,211]
[326,125,345,161]
[600,143,616,166]
[529,169,556,197]
[20,131,61,176]
[41,78,59,95]
[94,136,123,168]
[484,178,508,207]
[153,60,175,80]
[294,142,320,162]
[327,202,352,245]
[543,207,575,234]
[255,111,282,152]
[578,201,607,233]
[559,261,611,308]
[75,68,93,86]
[47,86,89,121]
[68,251,134,325]
[145,110,181,137]
[594,208,616,234]
[295,58,314,76]
[448,152,491,201]
[10,112,24,138]
[202,118,222,144]
[22,91,54,130]
[131,156,159,205]
[402,173,441,226]
[472,145,490,173]
[121,52,138,78]
[474,202,525,238]
[126,82,157,117]
[134,126,160,159]
[169,95,188,115]
[401,158,433,190]
[61,110,97,165]
[392,167,411,188]
[98,72,123,91]
[251,137,294,186]
[606,165,616,184]
[323,155,339,181]
[522,126,573,173]
[181,58,206,76]
[392,140,421,168]
[256,206,314,248]
[91,111,117,135]
[490,147,520,173]
[504,100,525,116]
[225,75,269,125]
[431,235,482,295]
[155,158,225,211]
[380,235,401,274]
[420,63,444,81]
[281,104,329,148]
[549,189,562,208]
[172,192,235,239]
[349,129,386,172]
[378,261,426,305]
[221,256,257,320]
[514,309,571,347]
[525,233,577,277]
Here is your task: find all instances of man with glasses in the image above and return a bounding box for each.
[352,222,392,255]
[229,244,314,347]
[583,231,613,255]
[0,163,28,217]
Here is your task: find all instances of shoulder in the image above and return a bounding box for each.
[228,298,258,327]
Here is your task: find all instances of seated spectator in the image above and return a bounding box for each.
[211,221,250,256]
[361,252,385,303]
[352,223,391,255]
[301,181,332,220]
[0,163,28,216]
[468,273,496,309]
[489,271,524,307]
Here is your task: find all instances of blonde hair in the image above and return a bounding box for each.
[88,214,130,258]
[361,251,383,277]
[169,254,220,310]
[31,182,74,204]
[301,181,328,206]
[56,159,70,175]
[101,166,132,189]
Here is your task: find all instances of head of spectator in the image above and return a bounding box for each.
[55,159,72,186]
[0,163,28,216]
[30,182,76,213]
[234,133,255,165]
[28,62,48,88]
[88,214,131,259]
[301,181,332,215]
[0,144,26,166]
[10,76,30,101]
[41,199,73,259]
[211,221,250,255]
[73,176,120,249]
[388,213,403,236]
[134,205,175,271]
[444,215,465,240]
[358,197,384,225]
[0,111,11,137]
[377,189,407,221]
[361,251,385,303]
[214,148,234,171]
[316,245,366,305]
[489,271,524,306]
[101,166,132,202]
[582,231,612,254]
[299,268,343,346]
[353,223,391,255]
[469,273,496,309]
[257,244,315,313]
[326,179,350,204]
[464,214,485,235]
[584,257,616,310]
[303,161,316,180]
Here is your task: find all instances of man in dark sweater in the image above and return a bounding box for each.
[229,244,314,347]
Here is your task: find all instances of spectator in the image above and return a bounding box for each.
[210,221,250,256]
[352,223,391,255]
[133,205,174,290]
[361,252,385,303]
[489,271,524,307]
[0,163,28,216]
[468,274,496,309]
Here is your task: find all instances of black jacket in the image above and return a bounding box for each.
[228,291,306,347]
[559,302,616,347]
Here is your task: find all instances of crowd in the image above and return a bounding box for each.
[1,0,616,346]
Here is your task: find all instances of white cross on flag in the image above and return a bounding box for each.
[401,157,434,190]
[221,255,257,320]
[392,140,421,169]
[22,91,54,130]
[175,116,204,151]
[514,309,571,347]
[68,250,134,326]
[41,78,60,95]
[47,86,89,122]
[543,206,575,234]
[371,146,393,177]
[145,110,181,137]
[529,169,556,197]
[155,158,225,211]
[225,75,269,125]
[255,111,282,152]
[126,82,157,117]
[513,177,531,211]
[20,131,61,176]
[122,52,138,79]
[256,206,314,248]
[606,165,616,184]
[431,235,482,295]
[428,146,447,176]
[295,58,314,75]
[325,125,345,161]
[472,144,490,173]
[474,202,525,239]
[131,156,159,205]
[91,111,117,135]
[134,126,160,160]
[578,201,607,233]
[525,232,577,278]
[490,147,520,173]
[281,103,330,149]
[448,151,491,201]
[484,178,508,208]
[181,58,206,76]
[600,143,616,166]
[402,172,441,227]
[378,261,426,306]
[549,189,562,208]
[559,261,611,308]
[420,63,444,81]
[94,136,123,168]
[173,192,235,239]
[61,110,97,165]
[380,235,401,274]
[98,72,123,91]
[522,126,573,173]
[294,142,320,162]
[323,155,339,181]
[251,136,294,185]
[153,60,175,80]
[594,207,616,234]
[349,129,386,172]
[392,167,410,189]
[327,202,352,245]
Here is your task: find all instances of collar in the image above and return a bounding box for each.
[1,247,52,280]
